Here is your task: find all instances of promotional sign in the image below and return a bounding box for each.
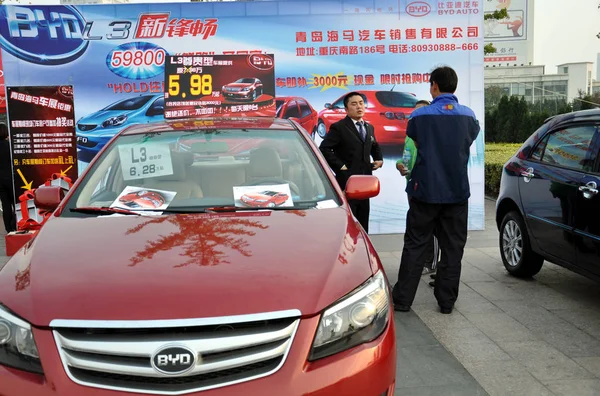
[164,53,276,119]
[0,1,486,233]
[5,85,77,227]
[484,0,534,65]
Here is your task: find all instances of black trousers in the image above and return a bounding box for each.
[392,198,468,308]
[349,198,370,233]
[408,196,435,265]
[0,181,16,233]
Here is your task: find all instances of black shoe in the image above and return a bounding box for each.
[394,304,410,312]
[430,274,436,279]
[440,306,453,314]
[428,281,435,288]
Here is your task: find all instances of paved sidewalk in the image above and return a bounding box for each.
[373,198,600,396]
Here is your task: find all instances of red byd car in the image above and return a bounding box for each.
[317,90,418,145]
[119,190,166,209]
[0,117,396,395]
[240,190,289,208]
[275,96,318,139]
[222,78,263,101]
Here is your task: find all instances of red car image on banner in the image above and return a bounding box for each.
[316,90,419,145]
[164,54,276,119]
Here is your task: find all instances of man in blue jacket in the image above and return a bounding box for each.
[392,66,480,314]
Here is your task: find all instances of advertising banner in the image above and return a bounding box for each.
[484,0,533,65]
[0,0,485,233]
[5,85,77,227]
[164,53,276,119]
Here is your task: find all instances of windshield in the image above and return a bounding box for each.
[375,92,418,108]
[102,96,154,111]
[64,127,341,216]
[236,78,255,84]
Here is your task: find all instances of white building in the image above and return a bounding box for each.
[484,61,595,104]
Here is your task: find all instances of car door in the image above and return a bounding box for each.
[573,126,600,275]
[297,99,315,132]
[519,124,597,262]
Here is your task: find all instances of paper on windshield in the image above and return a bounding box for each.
[110,186,177,213]
[118,143,174,181]
[233,184,293,208]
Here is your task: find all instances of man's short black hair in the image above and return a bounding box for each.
[0,123,7,140]
[429,66,458,93]
[343,92,366,108]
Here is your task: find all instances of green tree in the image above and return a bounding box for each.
[484,85,506,110]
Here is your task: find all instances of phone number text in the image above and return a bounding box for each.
[296,42,479,56]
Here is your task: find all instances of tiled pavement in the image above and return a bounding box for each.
[3,199,600,395]
[373,198,600,396]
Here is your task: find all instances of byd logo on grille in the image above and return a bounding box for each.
[406,1,431,17]
[151,345,197,375]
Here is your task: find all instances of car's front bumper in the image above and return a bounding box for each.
[0,311,396,396]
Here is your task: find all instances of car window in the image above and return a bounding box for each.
[375,92,418,108]
[332,94,368,109]
[102,95,154,111]
[531,135,549,161]
[63,127,341,216]
[298,100,312,118]
[284,101,300,118]
[149,97,164,110]
[538,126,598,172]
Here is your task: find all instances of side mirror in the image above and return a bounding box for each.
[345,175,380,201]
[34,186,65,212]
[324,103,332,109]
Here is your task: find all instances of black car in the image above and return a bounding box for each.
[496,109,600,280]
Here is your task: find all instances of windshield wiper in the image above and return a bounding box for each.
[203,204,316,213]
[70,206,142,216]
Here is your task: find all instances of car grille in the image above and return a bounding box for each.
[226,87,242,92]
[76,139,97,148]
[52,310,300,395]
[77,124,97,131]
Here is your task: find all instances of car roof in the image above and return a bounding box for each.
[545,108,600,128]
[120,117,297,135]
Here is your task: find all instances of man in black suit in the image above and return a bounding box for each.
[319,92,383,233]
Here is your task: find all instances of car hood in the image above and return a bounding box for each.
[0,208,374,327]
[225,83,252,88]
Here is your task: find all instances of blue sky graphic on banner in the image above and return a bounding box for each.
[0,0,485,234]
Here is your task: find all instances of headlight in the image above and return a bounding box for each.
[309,271,390,361]
[0,305,43,374]
[102,114,128,128]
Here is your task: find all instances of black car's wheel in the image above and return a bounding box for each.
[499,211,544,278]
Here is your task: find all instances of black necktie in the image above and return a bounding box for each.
[356,122,366,141]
